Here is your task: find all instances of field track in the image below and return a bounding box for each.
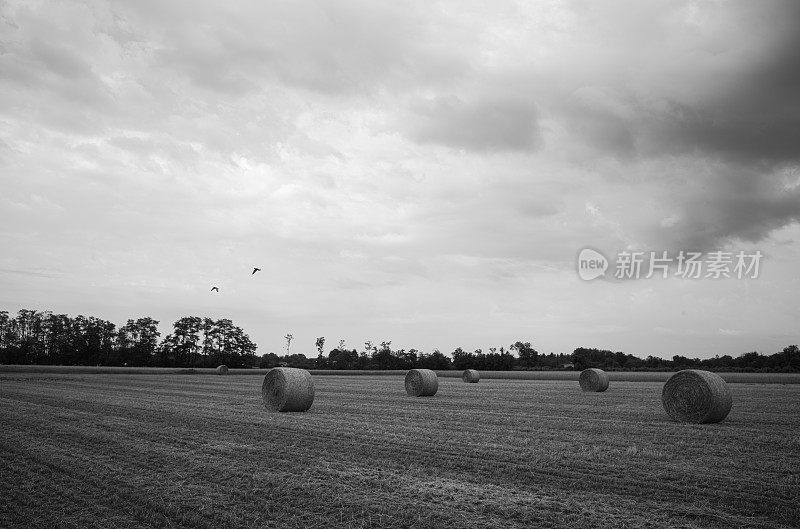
[1,373,798,528]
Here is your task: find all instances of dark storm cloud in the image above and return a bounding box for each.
[545,0,800,165]
[699,1,800,163]
[648,11,800,165]
[558,1,800,250]
[653,108,800,164]
[651,165,800,250]
[567,70,800,166]
[647,14,800,250]
[403,96,540,152]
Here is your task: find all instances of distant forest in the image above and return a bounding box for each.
[1,309,798,372]
[0,309,257,369]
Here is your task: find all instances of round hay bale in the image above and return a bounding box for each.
[262,367,315,412]
[579,368,609,392]
[216,365,229,375]
[462,369,480,383]
[662,369,732,424]
[405,369,438,397]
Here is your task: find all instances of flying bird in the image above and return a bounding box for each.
[252,267,261,275]
[211,286,219,292]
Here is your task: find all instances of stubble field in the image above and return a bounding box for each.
[1,373,798,528]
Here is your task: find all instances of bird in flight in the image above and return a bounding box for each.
[252,267,261,275]
[211,286,219,292]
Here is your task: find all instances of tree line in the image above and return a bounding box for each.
[0,309,256,368]
[2,309,797,372]
[570,346,800,372]
[260,338,800,373]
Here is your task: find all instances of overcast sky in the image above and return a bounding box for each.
[1,0,799,359]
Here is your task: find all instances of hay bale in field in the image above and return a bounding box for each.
[216,365,229,375]
[462,369,480,383]
[579,368,609,392]
[262,367,315,412]
[405,368,438,397]
[661,369,732,424]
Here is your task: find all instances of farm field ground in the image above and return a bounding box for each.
[1,373,798,528]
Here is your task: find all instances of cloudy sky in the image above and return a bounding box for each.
[1,0,799,359]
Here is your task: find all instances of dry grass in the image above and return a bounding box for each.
[661,369,732,423]
[462,369,480,383]
[405,369,438,397]
[261,367,314,412]
[579,368,609,392]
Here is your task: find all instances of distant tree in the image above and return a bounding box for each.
[117,317,160,366]
[372,341,394,370]
[402,349,419,369]
[613,351,628,369]
[315,337,326,368]
[14,309,43,364]
[46,314,76,365]
[361,340,377,369]
[282,353,312,369]
[512,341,539,369]
[451,347,472,370]
[201,317,218,361]
[0,311,11,363]
[68,315,117,366]
[430,349,452,370]
[328,348,359,370]
[259,352,281,368]
[164,316,202,366]
[156,317,255,368]
[717,354,734,368]
[418,349,451,370]
[735,351,763,370]
[573,347,639,370]
[213,318,256,368]
[780,345,800,371]
[673,355,701,369]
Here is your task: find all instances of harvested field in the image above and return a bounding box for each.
[1,373,798,528]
